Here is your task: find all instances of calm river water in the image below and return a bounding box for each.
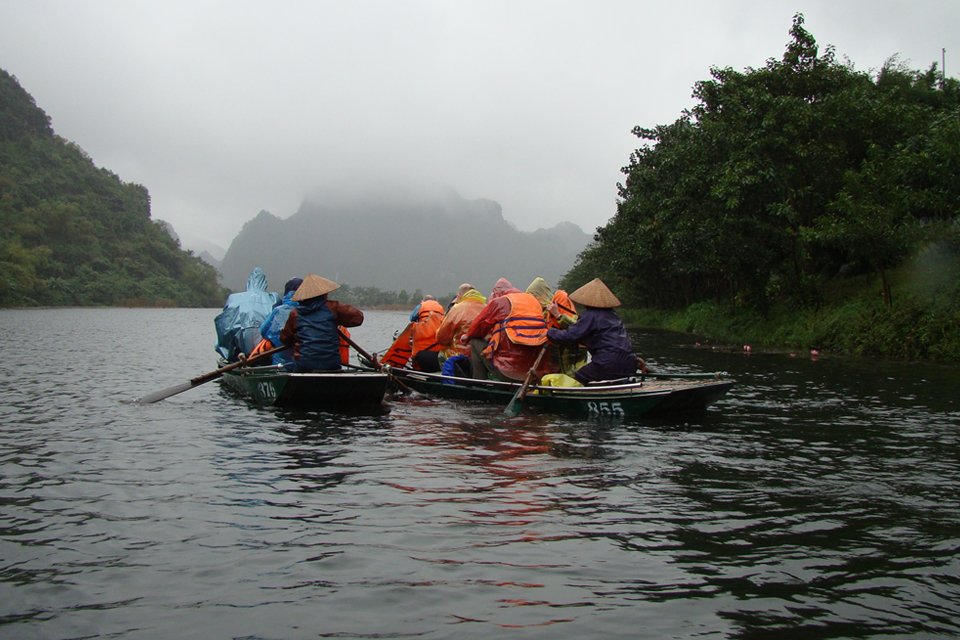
[1,308,958,639]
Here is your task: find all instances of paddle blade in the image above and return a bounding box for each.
[503,392,524,416]
[137,381,195,404]
[503,345,548,416]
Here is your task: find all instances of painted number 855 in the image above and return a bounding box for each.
[587,401,624,417]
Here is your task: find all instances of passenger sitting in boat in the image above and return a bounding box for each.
[546,278,639,385]
[279,274,364,372]
[446,282,473,312]
[249,276,302,367]
[526,276,582,375]
[213,266,281,362]
[461,277,549,381]
[409,295,445,372]
[526,277,578,330]
[436,285,486,363]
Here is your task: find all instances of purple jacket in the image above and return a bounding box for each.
[547,307,636,380]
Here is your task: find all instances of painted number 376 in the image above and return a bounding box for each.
[587,401,624,417]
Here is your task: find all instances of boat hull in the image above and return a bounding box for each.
[387,368,734,418]
[221,367,388,408]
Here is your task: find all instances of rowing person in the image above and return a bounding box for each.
[279,274,364,372]
[546,278,642,384]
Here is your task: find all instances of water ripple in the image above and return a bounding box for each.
[1,309,959,638]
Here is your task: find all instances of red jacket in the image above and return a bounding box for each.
[466,289,548,380]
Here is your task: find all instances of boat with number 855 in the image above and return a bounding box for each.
[385,366,734,418]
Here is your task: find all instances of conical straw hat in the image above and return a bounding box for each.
[292,273,340,301]
[569,278,620,308]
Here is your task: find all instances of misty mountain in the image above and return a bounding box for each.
[158,222,224,271]
[181,236,226,263]
[196,250,223,272]
[220,189,591,297]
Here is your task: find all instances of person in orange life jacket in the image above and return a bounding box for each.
[526,276,582,375]
[408,294,445,372]
[436,286,487,361]
[279,274,364,372]
[461,277,549,381]
[546,278,641,385]
[446,282,474,312]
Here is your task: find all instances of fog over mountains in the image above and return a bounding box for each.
[218,188,592,296]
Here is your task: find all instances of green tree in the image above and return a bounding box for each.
[573,14,960,315]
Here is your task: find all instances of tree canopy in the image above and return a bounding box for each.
[0,68,226,307]
[562,15,960,312]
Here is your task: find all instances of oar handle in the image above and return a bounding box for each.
[337,328,380,370]
[190,343,289,384]
[518,345,548,399]
[504,344,549,415]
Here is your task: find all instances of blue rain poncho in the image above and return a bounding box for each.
[258,290,298,366]
[214,267,281,361]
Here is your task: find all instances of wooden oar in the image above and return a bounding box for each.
[337,328,414,393]
[337,328,380,369]
[504,344,548,416]
[137,343,289,404]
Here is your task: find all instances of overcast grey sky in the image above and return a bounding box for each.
[1,1,957,251]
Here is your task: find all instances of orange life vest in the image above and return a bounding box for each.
[379,323,414,368]
[549,290,576,330]
[486,292,548,355]
[338,326,351,365]
[247,337,274,362]
[412,299,444,355]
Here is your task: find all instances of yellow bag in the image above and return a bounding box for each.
[540,373,582,388]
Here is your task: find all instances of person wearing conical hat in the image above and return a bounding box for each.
[546,278,640,384]
[279,273,364,372]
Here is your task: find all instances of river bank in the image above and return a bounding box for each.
[621,251,960,363]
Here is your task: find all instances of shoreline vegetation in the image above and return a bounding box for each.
[561,15,959,365]
[621,244,960,363]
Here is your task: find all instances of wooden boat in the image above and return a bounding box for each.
[385,366,734,418]
[220,365,388,408]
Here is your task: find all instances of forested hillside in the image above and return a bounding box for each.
[563,15,960,360]
[0,69,225,307]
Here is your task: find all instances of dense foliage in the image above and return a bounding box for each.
[563,15,960,320]
[0,69,226,307]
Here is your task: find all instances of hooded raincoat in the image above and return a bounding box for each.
[258,289,299,366]
[214,267,281,361]
[465,278,548,380]
[436,288,487,359]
